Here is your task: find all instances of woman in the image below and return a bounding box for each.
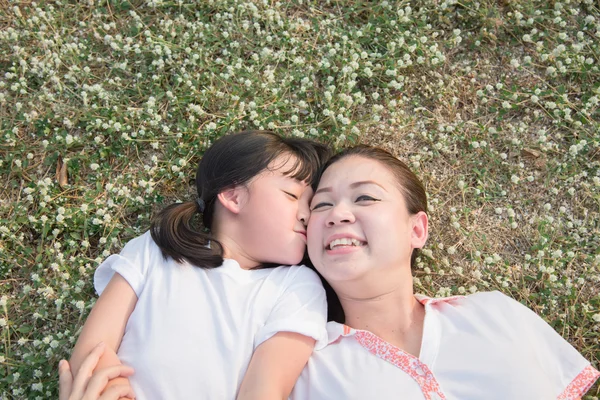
[292,145,599,399]
[61,145,600,399]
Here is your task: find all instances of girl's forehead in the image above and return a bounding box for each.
[266,154,314,183]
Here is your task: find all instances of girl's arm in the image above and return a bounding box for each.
[59,342,135,400]
[236,332,315,400]
[69,273,138,391]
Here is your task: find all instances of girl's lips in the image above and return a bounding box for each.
[295,231,307,240]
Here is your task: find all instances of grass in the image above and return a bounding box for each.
[0,0,598,397]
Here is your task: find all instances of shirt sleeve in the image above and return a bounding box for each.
[485,291,600,399]
[254,265,328,350]
[94,231,157,297]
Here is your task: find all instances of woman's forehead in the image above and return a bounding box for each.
[318,156,393,187]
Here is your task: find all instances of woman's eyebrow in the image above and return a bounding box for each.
[315,180,387,195]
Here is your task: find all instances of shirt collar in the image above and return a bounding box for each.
[325,294,466,345]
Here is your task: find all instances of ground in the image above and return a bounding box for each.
[0,1,598,397]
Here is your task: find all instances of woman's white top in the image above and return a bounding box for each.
[94,231,327,400]
[291,291,599,400]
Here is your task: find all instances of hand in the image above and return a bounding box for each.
[59,342,136,400]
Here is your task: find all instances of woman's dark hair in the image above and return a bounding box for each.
[151,130,331,269]
[311,145,428,323]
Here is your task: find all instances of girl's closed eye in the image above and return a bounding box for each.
[284,191,299,200]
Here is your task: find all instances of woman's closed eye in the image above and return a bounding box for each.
[356,195,380,203]
[310,201,332,211]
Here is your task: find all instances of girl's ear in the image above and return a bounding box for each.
[216,186,248,214]
[410,211,429,249]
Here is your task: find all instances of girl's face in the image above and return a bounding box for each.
[307,156,426,287]
[236,155,312,266]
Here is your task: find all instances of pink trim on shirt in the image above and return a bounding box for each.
[557,364,600,400]
[343,324,352,335]
[415,294,465,306]
[354,330,446,400]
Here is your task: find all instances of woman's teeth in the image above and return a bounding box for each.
[328,238,365,250]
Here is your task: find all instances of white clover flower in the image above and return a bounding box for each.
[552,250,563,258]
[31,382,43,391]
[592,314,600,322]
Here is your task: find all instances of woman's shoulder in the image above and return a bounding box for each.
[419,290,549,332]
[419,290,523,311]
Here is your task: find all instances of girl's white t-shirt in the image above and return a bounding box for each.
[291,291,599,400]
[94,231,328,400]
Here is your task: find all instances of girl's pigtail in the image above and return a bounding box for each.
[150,201,223,269]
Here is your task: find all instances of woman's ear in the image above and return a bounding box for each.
[410,211,429,249]
[217,186,247,214]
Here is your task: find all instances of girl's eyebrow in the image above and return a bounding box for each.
[314,180,387,195]
[281,176,308,186]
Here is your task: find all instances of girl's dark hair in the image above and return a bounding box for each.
[312,145,428,323]
[151,130,331,269]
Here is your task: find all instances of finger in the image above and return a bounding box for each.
[97,384,136,400]
[58,360,73,400]
[84,365,135,398]
[71,342,107,399]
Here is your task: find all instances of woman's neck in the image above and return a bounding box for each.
[338,274,425,357]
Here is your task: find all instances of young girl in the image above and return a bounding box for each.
[69,130,331,400]
[292,145,599,399]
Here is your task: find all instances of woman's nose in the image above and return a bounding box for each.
[326,203,355,226]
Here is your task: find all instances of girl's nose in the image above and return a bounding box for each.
[297,202,310,226]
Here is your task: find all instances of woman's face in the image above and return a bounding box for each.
[307,156,424,287]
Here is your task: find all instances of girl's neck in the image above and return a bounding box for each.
[213,232,257,270]
[338,274,425,357]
